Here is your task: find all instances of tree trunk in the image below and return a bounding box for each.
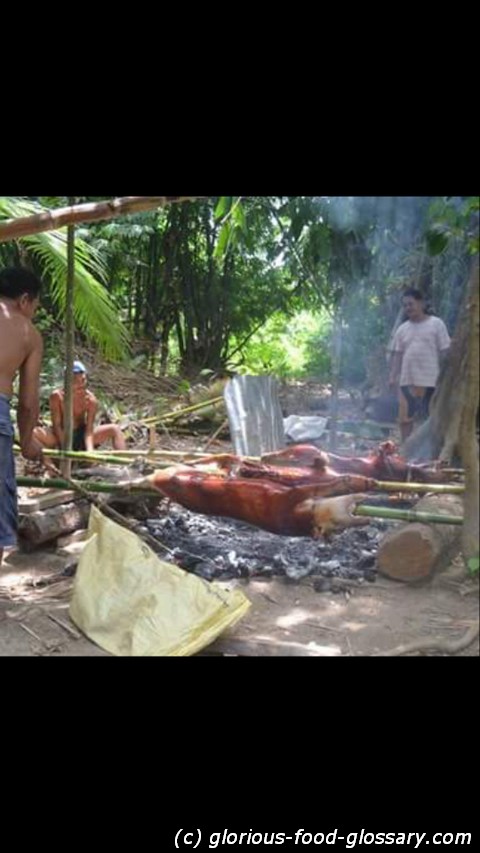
[133,265,143,337]
[159,317,172,376]
[376,494,463,582]
[459,257,479,564]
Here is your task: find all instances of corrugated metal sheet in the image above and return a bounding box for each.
[224,375,286,456]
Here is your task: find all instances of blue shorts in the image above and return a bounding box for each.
[399,386,435,422]
[0,394,17,548]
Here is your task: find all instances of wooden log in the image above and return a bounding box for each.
[376,494,463,583]
[18,501,91,548]
[18,489,78,514]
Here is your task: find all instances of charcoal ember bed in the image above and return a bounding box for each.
[142,505,392,583]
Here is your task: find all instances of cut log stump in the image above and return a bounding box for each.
[377,494,463,583]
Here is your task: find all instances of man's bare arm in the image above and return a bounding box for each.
[17,329,44,459]
[50,392,64,448]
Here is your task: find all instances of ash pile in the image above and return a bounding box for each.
[143,505,391,584]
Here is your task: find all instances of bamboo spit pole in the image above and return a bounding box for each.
[14,446,217,461]
[16,477,464,525]
[15,448,146,466]
[15,449,465,494]
[14,448,221,467]
[17,476,159,497]
[354,505,463,526]
[371,480,464,495]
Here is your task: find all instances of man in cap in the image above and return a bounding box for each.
[34,360,126,452]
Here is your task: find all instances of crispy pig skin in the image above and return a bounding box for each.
[148,467,368,537]
[262,441,447,483]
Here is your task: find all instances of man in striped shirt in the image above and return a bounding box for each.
[388,288,451,442]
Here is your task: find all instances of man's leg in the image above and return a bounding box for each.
[398,387,415,441]
[421,387,435,419]
[0,431,18,565]
[93,424,127,450]
[33,425,59,448]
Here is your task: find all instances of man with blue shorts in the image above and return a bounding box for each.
[0,267,44,564]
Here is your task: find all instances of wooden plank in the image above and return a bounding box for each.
[18,490,78,514]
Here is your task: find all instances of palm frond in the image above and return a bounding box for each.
[0,197,130,360]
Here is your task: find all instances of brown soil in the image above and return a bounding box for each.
[1,535,477,658]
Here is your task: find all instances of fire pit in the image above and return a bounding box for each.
[141,503,392,583]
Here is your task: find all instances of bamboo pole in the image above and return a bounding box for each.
[15,446,130,465]
[15,446,213,460]
[354,505,463,525]
[61,196,75,479]
[15,448,464,491]
[41,449,143,465]
[95,449,216,459]
[17,476,158,496]
[16,447,204,467]
[139,396,224,425]
[372,480,464,495]
[0,196,206,242]
[16,477,464,526]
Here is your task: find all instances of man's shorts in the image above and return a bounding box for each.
[0,394,17,548]
[399,386,435,424]
[73,424,86,451]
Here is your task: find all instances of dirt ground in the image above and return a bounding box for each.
[0,546,478,657]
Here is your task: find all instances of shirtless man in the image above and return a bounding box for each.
[0,267,44,564]
[34,360,127,452]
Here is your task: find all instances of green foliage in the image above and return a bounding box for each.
[30,305,58,338]
[4,195,475,385]
[467,555,479,576]
[214,196,232,220]
[213,196,246,259]
[233,310,333,379]
[0,197,130,360]
[426,197,479,256]
[425,223,450,256]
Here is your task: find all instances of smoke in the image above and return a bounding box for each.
[319,196,435,285]
[402,419,435,462]
[314,198,456,386]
